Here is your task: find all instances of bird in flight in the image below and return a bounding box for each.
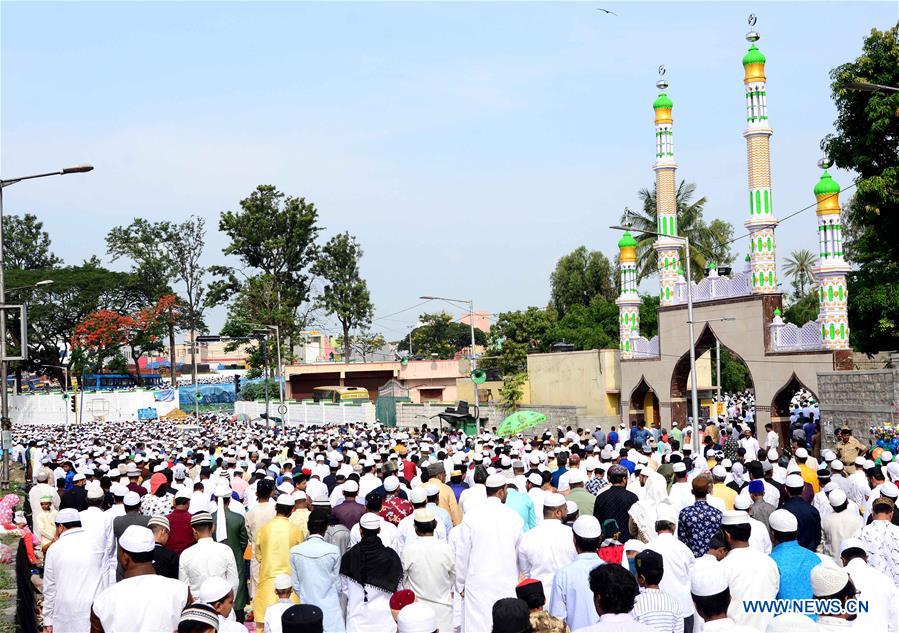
[595,8,618,15]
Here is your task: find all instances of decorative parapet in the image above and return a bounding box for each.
[628,334,660,359]
[769,310,825,352]
[670,271,753,306]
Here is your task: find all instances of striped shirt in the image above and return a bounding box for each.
[630,588,684,633]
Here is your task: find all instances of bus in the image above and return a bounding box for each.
[311,386,370,403]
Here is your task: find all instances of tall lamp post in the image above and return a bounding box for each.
[0,165,93,485]
[610,224,702,454]
[242,323,283,405]
[420,295,480,434]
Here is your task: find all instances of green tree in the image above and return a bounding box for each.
[210,185,321,365]
[499,373,527,412]
[311,232,374,363]
[480,307,556,376]
[347,330,387,362]
[3,213,62,270]
[397,312,487,360]
[695,219,736,269]
[107,218,178,372]
[822,25,899,354]
[164,216,208,385]
[784,249,818,299]
[638,295,660,340]
[549,246,616,317]
[718,348,751,393]
[548,297,618,351]
[784,291,820,327]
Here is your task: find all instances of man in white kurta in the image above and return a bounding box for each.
[42,509,105,633]
[178,511,240,596]
[517,492,576,590]
[401,509,456,632]
[455,475,524,633]
[840,537,899,632]
[719,510,779,630]
[643,505,695,625]
[28,471,60,524]
[733,496,772,554]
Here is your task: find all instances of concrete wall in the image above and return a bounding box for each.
[455,379,531,408]
[396,402,581,435]
[817,352,899,449]
[11,390,180,425]
[527,349,619,417]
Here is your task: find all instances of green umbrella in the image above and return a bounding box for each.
[497,410,546,437]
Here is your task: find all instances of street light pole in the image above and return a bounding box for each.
[420,295,480,435]
[846,81,899,93]
[0,165,92,485]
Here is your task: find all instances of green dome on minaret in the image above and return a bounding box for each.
[653,93,673,109]
[814,171,841,195]
[618,231,637,248]
[742,44,766,66]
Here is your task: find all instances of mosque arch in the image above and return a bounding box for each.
[669,323,755,426]
[629,376,660,426]
[770,373,818,449]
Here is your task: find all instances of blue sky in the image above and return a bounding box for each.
[2,2,895,340]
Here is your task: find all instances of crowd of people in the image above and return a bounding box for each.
[8,403,898,633]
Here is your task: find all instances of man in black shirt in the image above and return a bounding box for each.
[148,516,179,579]
[592,464,639,539]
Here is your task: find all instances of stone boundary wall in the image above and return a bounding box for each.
[396,402,583,436]
[817,352,898,449]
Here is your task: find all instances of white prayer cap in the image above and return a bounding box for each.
[543,493,566,508]
[214,484,232,498]
[840,537,867,555]
[343,480,359,493]
[397,602,438,633]
[734,495,751,511]
[721,459,733,469]
[765,614,819,632]
[769,509,798,532]
[528,454,541,465]
[567,470,585,485]
[14,511,26,525]
[883,451,895,462]
[672,462,687,474]
[691,566,728,596]
[485,474,506,488]
[198,576,233,603]
[881,482,899,499]
[275,494,294,507]
[600,447,613,460]
[360,513,381,530]
[623,539,645,553]
[174,487,192,500]
[887,462,899,481]
[572,516,601,539]
[785,474,805,489]
[147,516,170,531]
[810,564,850,597]
[413,508,435,523]
[831,460,844,471]
[500,456,512,468]
[584,458,599,471]
[655,503,679,524]
[828,489,848,507]
[384,475,400,492]
[274,574,292,591]
[277,481,294,495]
[72,472,86,482]
[565,501,578,516]
[123,491,141,507]
[527,473,542,487]
[424,484,439,497]
[119,525,155,553]
[712,465,726,478]
[111,483,128,497]
[771,470,786,485]
[721,510,750,526]
[822,450,836,462]
[409,487,428,504]
[795,447,808,459]
[863,459,876,469]
[328,460,338,468]
[86,484,104,500]
[767,449,778,461]
[55,508,80,524]
[292,490,307,502]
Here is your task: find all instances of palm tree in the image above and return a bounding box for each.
[784,249,818,297]
[623,180,710,282]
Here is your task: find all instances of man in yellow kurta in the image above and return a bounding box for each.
[287,492,310,542]
[427,465,462,526]
[253,494,302,623]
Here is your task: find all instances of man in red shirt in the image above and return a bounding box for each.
[164,488,195,555]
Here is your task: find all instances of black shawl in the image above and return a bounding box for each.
[339,534,403,600]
